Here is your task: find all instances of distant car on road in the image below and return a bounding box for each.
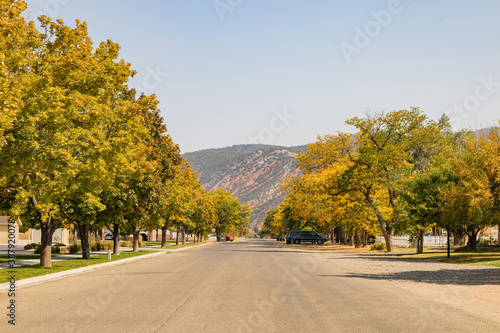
[104,234,113,240]
[288,230,326,244]
[277,237,285,241]
[226,235,234,241]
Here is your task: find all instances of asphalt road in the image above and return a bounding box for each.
[2,239,499,332]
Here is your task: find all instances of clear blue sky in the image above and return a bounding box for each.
[24,0,500,153]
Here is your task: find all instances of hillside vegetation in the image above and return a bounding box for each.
[184,144,306,228]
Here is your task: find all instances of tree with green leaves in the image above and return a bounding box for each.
[0,2,184,264]
[190,187,216,243]
[399,116,460,253]
[0,9,140,266]
[439,128,500,250]
[211,188,251,239]
[0,0,37,152]
[336,108,449,252]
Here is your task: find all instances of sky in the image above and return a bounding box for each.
[24,0,500,153]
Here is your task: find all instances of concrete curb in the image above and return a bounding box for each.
[163,242,214,252]
[0,242,213,293]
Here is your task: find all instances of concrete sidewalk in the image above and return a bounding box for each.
[0,243,184,270]
[0,242,212,293]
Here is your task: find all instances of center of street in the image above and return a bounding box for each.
[2,239,499,333]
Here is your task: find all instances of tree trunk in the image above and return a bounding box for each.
[331,227,335,243]
[467,227,480,251]
[451,227,465,246]
[79,223,90,260]
[416,228,424,254]
[419,229,424,254]
[176,227,180,246]
[335,227,340,243]
[373,211,395,252]
[354,228,361,248]
[161,225,167,247]
[384,232,394,252]
[40,215,58,268]
[113,223,120,255]
[182,227,186,245]
[341,228,348,245]
[362,228,368,248]
[132,224,140,252]
[363,190,396,252]
[453,232,461,246]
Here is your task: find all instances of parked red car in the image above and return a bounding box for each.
[226,235,234,241]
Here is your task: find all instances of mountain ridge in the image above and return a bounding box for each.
[183,144,307,229]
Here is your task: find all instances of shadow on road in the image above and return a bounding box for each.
[329,254,438,264]
[323,268,500,286]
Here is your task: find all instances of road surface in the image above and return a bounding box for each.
[2,239,499,332]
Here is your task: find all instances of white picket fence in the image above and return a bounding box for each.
[375,235,451,248]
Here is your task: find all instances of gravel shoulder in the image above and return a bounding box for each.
[324,252,500,325]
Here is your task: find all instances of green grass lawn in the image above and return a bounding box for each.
[0,250,156,283]
[400,246,500,267]
[144,240,176,246]
[482,261,500,268]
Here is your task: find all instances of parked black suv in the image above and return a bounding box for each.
[287,230,326,244]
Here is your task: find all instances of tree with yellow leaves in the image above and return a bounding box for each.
[0,6,147,265]
[211,187,251,239]
[439,127,500,250]
[283,108,450,252]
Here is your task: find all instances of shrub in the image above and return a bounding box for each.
[24,243,39,250]
[370,242,387,251]
[69,243,81,254]
[100,241,113,250]
[90,241,101,251]
[68,240,117,253]
[34,245,61,254]
[478,239,495,246]
[119,240,145,248]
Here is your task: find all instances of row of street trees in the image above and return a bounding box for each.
[264,108,499,252]
[0,0,250,267]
